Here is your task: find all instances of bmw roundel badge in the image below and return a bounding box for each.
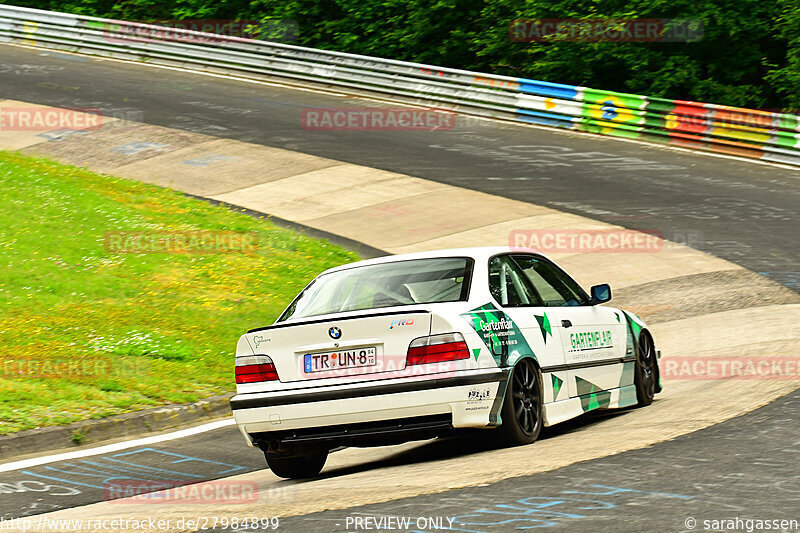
[328,326,342,339]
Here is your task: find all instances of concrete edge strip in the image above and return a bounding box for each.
[0,419,235,474]
[0,394,233,464]
[185,194,389,259]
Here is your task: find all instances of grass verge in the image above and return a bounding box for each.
[0,151,358,434]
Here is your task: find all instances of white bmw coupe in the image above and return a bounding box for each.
[231,247,660,478]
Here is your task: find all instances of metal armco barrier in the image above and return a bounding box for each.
[2,4,799,166]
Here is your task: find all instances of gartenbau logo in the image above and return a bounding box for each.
[569,330,613,351]
[461,303,538,366]
[478,317,514,333]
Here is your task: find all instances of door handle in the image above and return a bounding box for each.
[561,320,573,328]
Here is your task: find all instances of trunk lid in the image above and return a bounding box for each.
[244,310,431,383]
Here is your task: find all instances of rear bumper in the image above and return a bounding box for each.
[252,414,455,450]
[231,368,508,447]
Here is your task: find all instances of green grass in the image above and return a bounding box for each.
[0,151,359,434]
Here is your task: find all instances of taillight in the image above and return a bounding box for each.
[235,355,279,384]
[407,333,470,366]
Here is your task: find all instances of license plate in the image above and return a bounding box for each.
[304,347,377,373]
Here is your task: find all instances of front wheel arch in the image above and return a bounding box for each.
[634,329,659,406]
[645,330,662,394]
[641,329,660,386]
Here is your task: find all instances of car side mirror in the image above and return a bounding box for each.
[590,283,611,304]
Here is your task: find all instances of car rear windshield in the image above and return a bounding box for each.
[278,257,472,321]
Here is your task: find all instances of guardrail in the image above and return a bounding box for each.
[2,4,799,166]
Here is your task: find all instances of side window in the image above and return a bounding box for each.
[512,255,587,307]
[488,256,543,307]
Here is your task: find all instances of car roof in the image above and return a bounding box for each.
[321,246,545,275]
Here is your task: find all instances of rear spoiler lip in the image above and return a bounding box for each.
[247,309,431,334]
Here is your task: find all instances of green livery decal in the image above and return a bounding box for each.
[618,360,635,388]
[534,312,552,343]
[460,302,537,366]
[488,376,509,426]
[551,374,563,399]
[621,309,661,393]
[621,309,644,356]
[568,330,614,351]
[576,376,612,412]
[622,310,644,337]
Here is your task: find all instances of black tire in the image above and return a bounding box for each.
[498,358,543,445]
[265,449,328,479]
[634,331,657,407]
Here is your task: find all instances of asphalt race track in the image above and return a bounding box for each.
[1,45,798,292]
[0,424,262,521]
[263,388,800,533]
[1,42,799,532]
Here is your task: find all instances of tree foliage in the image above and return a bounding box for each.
[13,0,800,109]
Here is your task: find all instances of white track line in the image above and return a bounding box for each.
[0,418,234,473]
